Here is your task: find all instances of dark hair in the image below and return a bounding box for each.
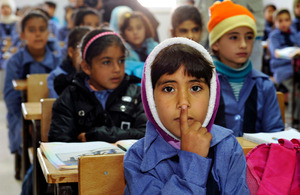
[73,7,101,27]
[264,4,276,12]
[84,0,98,7]
[274,9,291,21]
[21,10,49,32]
[151,44,213,89]
[119,11,155,39]
[81,29,126,65]
[171,5,203,31]
[68,26,91,49]
[45,1,56,9]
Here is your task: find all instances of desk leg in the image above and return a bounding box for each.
[32,120,42,195]
[21,118,31,179]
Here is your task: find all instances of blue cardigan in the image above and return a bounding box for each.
[124,122,250,194]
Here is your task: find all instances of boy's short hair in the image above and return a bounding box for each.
[273,9,291,21]
[73,7,101,27]
[207,0,256,47]
[119,11,155,39]
[21,10,49,32]
[264,4,276,12]
[45,1,56,9]
[171,5,202,31]
[151,44,213,89]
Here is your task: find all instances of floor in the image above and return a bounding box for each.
[0,92,22,194]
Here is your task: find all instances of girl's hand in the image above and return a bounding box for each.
[77,132,87,142]
[180,105,212,158]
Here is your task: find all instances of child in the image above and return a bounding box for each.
[57,5,75,43]
[47,26,90,98]
[268,9,300,128]
[292,0,300,33]
[123,37,249,194]
[48,29,146,142]
[3,10,60,179]
[263,4,276,41]
[208,1,284,136]
[170,4,203,43]
[0,0,19,41]
[73,7,101,29]
[119,11,158,79]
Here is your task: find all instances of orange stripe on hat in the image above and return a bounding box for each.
[207,0,257,46]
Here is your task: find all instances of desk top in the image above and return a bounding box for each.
[38,137,258,184]
[21,102,41,120]
[37,148,78,183]
[12,79,27,91]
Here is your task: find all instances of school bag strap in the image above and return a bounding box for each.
[246,139,300,195]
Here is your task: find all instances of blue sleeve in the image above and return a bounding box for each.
[218,137,250,195]
[260,80,284,132]
[124,149,212,194]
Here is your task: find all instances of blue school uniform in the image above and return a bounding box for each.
[291,17,300,33]
[0,22,18,41]
[57,26,70,42]
[4,46,61,153]
[214,59,284,136]
[125,38,158,79]
[124,122,249,194]
[268,28,300,83]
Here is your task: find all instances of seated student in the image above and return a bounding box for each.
[170,4,203,43]
[268,9,300,128]
[73,7,101,30]
[207,1,284,136]
[48,29,147,142]
[109,5,132,34]
[3,10,60,179]
[44,1,60,28]
[292,0,300,33]
[57,5,75,43]
[47,26,90,98]
[119,11,158,79]
[263,4,276,41]
[123,37,249,194]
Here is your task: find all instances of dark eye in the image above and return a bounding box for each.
[163,86,174,93]
[191,86,201,92]
[179,29,188,34]
[229,36,238,40]
[246,35,254,40]
[192,27,200,33]
[103,60,110,65]
[119,58,125,64]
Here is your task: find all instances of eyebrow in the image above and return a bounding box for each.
[227,31,254,35]
[156,78,203,86]
[99,55,125,60]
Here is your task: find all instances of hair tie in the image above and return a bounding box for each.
[82,31,121,60]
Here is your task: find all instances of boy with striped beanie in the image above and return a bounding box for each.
[208,0,284,136]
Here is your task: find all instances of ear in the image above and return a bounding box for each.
[211,41,220,52]
[81,60,91,76]
[67,47,74,59]
[170,29,175,37]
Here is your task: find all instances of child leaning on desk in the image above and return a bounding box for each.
[48,29,147,143]
[208,1,284,136]
[3,10,60,161]
[123,37,249,194]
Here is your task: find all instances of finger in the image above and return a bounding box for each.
[180,105,189,134]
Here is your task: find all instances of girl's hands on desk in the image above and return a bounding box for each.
[77,132,87,142]
[180,105,212,158]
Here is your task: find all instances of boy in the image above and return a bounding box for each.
[123,37,249,194]
[263,4,276,41]
[208,0,284,136]
[268,9,300,128]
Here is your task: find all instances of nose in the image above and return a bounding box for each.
[240,38,247,48]
[112,61,121,72]
[187,31,193,40]
[177,89,191,109]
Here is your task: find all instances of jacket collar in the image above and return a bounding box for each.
[140,122,233,172]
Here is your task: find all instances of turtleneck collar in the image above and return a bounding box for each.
[214,58,252,82]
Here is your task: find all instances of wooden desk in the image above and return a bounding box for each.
[12,79,27,91]
[21,102,42,120]
[236,137,258,156]
[38,137,258,186]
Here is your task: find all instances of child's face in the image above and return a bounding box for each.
[172,20,202,43]
[295,2,300,17]
[21,17,49,51]
[124,17,146,48]
[153,65,209,138]
[275,13,292,33]
[212,26,254,69]
[81,44,125,91]
[82,14,100,29]
[264,6,275,23]
[1,5,12,16]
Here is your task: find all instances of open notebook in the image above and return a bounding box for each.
[243,128,300,144]
[40,139,137,170]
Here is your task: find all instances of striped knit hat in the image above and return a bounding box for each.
[207,0,257,47]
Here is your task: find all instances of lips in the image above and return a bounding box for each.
[110,77,121,82]
[236,52,248,57]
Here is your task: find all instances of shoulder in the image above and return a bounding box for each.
[124,137,145,163]
[250,69,276,90]
[269,29,281,38]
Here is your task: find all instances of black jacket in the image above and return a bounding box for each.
[48,73,147,143]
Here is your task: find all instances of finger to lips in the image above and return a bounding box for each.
[180,105,189,133]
